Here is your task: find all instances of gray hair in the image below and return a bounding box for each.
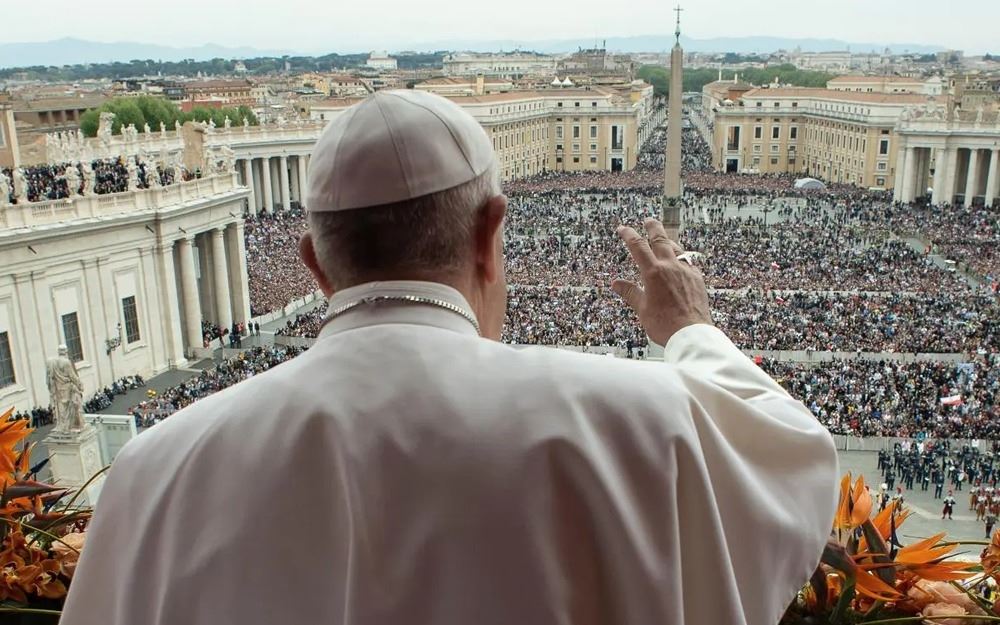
[308,164,501,289]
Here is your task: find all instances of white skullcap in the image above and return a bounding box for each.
[306,90,496,212]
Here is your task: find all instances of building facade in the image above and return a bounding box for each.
[892,105,1000,206]
[710,85,934,189]
[0,174,250,412]
[442,52,557,78]
[309,84,660,181]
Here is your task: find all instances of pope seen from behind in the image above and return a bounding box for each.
[60,90,840,625]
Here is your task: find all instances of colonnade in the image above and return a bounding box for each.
[894,144,1000,207]
[164,221,250,357]
[237,154,311,215]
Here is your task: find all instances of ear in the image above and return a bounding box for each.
[474,195,507,284]
[299,232,335,298]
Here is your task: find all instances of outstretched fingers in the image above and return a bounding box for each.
[616,225,657,273]
[643,218,677,261]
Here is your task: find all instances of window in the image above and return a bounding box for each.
[590,117,597,122]
[0,332,14,388]
[555,126,563,139]
[572,144,580,152]
[61,312,83,363]
[792,102,798,108]
[770,144,779,153]
[753,156,761,166]
[877,162,887,171]
[770,157,779,165]
[753,145,762,153]
[771,126,780,140]
[774,102,780,108]
[590,126,597,139]
[573,157,580,163]
[557,102,563,107]
[572,126,580,139]
[574,102,580,107]
[591,102,597,107]
[589,156,597,163]
[790,127,798,140]
[590,143,597,151]
[879,139,889,155]
[876,177,885,186]
[122,296,140,344]
[556,157,563,163]
[754,126,763,139]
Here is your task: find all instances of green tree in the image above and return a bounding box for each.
[78,96,259,137]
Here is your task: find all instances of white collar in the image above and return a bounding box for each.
[318,280,480,339]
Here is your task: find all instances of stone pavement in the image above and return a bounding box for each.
[839,450,992,548]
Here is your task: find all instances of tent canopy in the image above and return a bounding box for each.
[794,177,827,190]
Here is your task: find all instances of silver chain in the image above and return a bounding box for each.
[322,295,481,335]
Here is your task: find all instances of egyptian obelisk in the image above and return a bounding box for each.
[662,5,684,240]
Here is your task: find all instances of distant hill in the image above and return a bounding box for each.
[0,35,946,70]
[412,35,947,55]
[0,37,289,69]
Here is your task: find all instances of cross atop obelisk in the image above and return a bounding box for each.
[674,5,683,44]
[661,4,684,240]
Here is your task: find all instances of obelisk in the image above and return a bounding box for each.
[662,5,684,240]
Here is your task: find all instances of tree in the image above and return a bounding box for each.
[78,96,259,136]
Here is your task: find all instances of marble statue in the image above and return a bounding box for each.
[98,112,115,145]
[0,171,11,206]
[160,121,167,138]
[63,164,81,197]
[952,107,961,123]
[975,106,985,125]
[243,116,250,130]
[81,161,95,196]
[175,119,182,133]
[12,168,28,202]
[126,158,140,191]
[47,345,86,434]
[224,115,231,129]
[143,122,151,135]
[218,145,236,174]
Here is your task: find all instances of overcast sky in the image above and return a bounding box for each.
[4,0,997,54]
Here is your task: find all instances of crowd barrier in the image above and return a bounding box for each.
[832,435,998,452]
[250,290,324,328]
[741,349,968,363]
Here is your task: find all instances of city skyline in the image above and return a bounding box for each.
[3,0,997,56]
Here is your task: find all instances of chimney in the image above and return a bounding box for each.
[718,69,722,81]
[475,73,485,96]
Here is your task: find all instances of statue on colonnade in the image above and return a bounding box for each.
[46,345,86,434]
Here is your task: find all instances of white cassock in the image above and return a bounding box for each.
[61,281,838,625]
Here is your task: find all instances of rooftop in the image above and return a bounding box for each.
[828,75,924,83]
[740,87,933,104]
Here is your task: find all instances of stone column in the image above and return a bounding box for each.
[226,222,252,325]
[965,148,980,206]
[241,159,257,217]
[154,244,185,366]
[260,157,274,213]
[176,237,203,355]
[251,158,264,213]
[289,157,300,202]
[984,149,999,208]
[210,228,233,333]
[279,155,291,210]
[931,147,948,206]
[892,142,907,201]
[942,147,959,205]
[900,146,917,203]
[297,155,309,203]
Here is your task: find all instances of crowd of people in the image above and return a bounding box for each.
[2,156,188,204]
[243,210,318,317]
[128,346,303,427]
[764,356,1000,439]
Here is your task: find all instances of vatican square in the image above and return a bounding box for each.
[0,0,998,623]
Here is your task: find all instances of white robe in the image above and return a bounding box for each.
[61,280,838,625]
